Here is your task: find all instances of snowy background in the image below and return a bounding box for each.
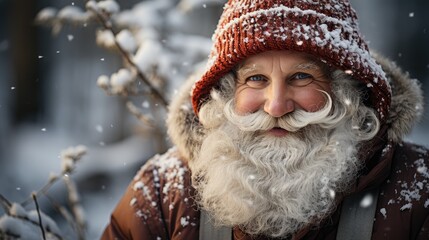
[0,0,427,239]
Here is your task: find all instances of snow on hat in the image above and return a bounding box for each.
[191,0,391,122]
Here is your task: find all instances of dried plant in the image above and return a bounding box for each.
[0,146,87,239]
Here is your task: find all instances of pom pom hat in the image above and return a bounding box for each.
[191,0,391,122]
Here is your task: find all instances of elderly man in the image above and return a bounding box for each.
[102,0,428,239]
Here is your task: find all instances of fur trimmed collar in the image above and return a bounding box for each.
[166,55,424,162]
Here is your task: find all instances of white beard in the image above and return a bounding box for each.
[190,73,379,238]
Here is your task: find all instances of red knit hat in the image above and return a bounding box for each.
[191,0,391,122]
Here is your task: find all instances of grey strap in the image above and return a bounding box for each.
[199,210,232,240]
[337,187,380,240]
[199,188,379,240]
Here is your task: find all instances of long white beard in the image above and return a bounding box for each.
[190,73,379,238]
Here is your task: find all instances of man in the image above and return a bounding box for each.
[102,0,428,239]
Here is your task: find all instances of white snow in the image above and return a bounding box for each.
[96,30,116,50]
[180,216,189,227]
[116,29,137,53]
[60,145,87,162]
[35,7,57,22]
[379,208,387,219]
[134,148,188,205]
[95,125,104,133]
[9,203,28,218]
[96,0,120,14]
[142,101,150,109]
[0,204,62,239]
[110,68,135,94]
[60,145,87,173]
[97,75,110,89]
[400,203,412,211]
[133,181,144,191]
[57,5,92,23]
[0,216,42,240]
[359,193,373,208]
[133,40,162,74]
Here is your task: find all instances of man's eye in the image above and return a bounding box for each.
[293,72,312,80]
[247,75,266,82]
[290,72,314,87]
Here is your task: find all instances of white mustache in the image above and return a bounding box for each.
[223,91,346,132]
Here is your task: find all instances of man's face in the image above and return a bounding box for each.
[234,50,331,137]
[192,52,379,237]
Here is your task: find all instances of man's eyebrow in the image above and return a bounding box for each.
[236,64,261,77]
[294,61,322,70]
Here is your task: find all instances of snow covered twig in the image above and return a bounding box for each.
[63,176,86,240]
[36,0,172,126]
[85,0,169,107]
[21,145,87,207]
[0,202,63,240]
[1,146,87,239]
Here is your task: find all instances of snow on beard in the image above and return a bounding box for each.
[191,71,380,238]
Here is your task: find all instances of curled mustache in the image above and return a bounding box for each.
[223,91,346,132]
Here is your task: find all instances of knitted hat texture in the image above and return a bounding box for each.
[191,0,391,122]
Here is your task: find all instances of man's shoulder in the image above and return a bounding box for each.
[132,147,192,201]
[392,141,429,166]
[103,148,197,239]
[129,147,199,237]
[389,141,429,188]
[382,141,429,211]
[372,142,429,240]
[134,147,189,179]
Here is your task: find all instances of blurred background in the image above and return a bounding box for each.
[0,0,428,239]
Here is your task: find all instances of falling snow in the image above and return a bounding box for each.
[180,216,189,227]
[380,208,387,219]
[95,125,103,133]
[400,203,412,211]
[360,193,373,208]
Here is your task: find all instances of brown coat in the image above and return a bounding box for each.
[102,56,429,239]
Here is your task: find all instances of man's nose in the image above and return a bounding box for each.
[263,82,295,118]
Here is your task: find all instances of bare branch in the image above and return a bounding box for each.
[44,193,79,237]
[126,101,155,127]
[32,193,47,240]
[0,194,11,212]
[21,174,59,207]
